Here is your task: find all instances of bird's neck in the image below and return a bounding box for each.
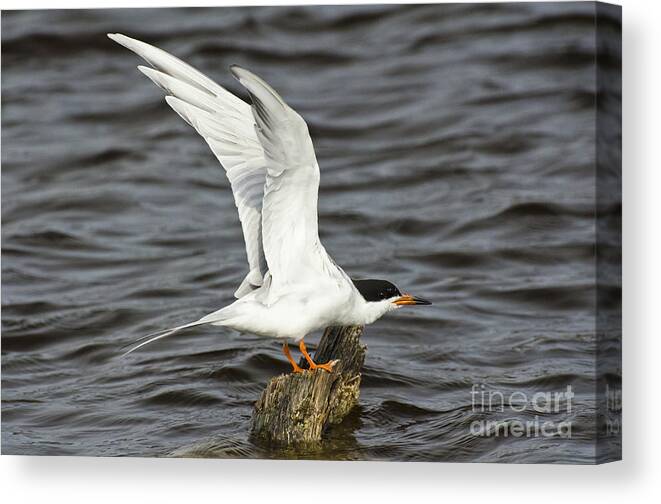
[348,295,393,326]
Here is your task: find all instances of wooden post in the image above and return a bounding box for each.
[251,325,366,446]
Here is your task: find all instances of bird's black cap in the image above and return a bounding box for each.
[352,279,402,302]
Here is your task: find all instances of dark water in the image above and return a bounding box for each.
[2,3,621,462]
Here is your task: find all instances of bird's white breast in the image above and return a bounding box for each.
[216,278,357,341]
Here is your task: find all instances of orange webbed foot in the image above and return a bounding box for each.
[308,359,338,373]
[282,342,304,374]
[299,340,338,373]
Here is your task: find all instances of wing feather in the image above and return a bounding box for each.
[108,34,267,297]
[230,66,342,295]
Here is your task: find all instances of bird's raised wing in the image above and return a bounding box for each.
[108,34,266,298]
[230,67,340,296]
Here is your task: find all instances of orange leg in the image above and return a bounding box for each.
[299,339,336,373]
[283,342,303,373]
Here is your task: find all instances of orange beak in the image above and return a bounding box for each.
[393,294,431,306]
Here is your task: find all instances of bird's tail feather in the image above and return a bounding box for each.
[121,308,230,356]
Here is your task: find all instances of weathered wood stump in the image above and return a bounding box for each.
[251,325,366,446]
